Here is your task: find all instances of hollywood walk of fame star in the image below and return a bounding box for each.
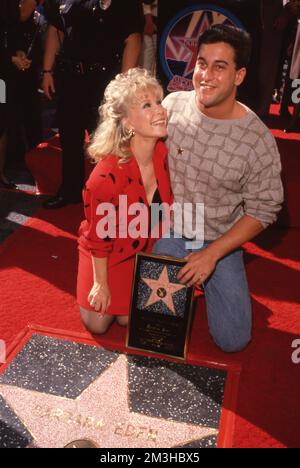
[142,267,186,315]
[0,355,217,448]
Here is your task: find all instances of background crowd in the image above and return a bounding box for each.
[0,0,299,191]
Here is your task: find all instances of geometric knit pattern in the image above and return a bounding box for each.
[163,90,284,241]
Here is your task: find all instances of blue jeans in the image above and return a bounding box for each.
[152,232,252,353]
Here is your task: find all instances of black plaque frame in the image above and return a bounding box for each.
[126,253,195,360]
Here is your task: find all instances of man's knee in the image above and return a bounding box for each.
[212,329,252,353]
[152,238,173,256]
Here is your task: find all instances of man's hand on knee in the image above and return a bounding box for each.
[177,249,217,287]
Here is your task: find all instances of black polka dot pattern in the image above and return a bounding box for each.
[109,173,116,184]
[132,240,140,249]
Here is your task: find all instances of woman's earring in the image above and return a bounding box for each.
[122,125,135,139]
[128,129,136,139]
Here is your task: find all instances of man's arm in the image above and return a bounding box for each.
[121,32,142,72]
[42,24,64,99]
[88,257,111,314]
[178,127,284,287]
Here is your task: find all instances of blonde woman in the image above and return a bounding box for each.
[77,68,173,335]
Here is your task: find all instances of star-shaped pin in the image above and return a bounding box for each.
[142,267,186,315]
[0,355,217,448]
[177,147,184,156]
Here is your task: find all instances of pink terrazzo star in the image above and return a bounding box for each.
[0,355,217,448]
[142,267,186,315]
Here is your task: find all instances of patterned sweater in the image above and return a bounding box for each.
[163,90,284,241]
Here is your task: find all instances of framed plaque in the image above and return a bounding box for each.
[126,253,195,360]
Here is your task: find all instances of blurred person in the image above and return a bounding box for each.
[7,0,45,166]
[20,0,45,22]
[278,1,300,128]
[77,68,172,335]
[42,0,143,209]
[285,0,300,131]
[257,0,287,116]
[0,0,41,188]
[140,0,157,74]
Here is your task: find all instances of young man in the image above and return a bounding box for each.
[153,25,284,353]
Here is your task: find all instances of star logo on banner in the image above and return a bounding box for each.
[183,39,199,77]
[142,267,186,315]
[0,355,218,448]
[171,37,198,77]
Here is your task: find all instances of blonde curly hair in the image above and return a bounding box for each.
[88,68,164,164]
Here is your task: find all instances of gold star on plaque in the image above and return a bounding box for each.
[0,355,218,448]
[142,266,186,315]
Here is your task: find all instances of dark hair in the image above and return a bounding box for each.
[197,24,252,69]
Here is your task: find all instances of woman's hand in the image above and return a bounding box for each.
[42,73,56,100]
[11,52,32,71]
[88,282,111,316]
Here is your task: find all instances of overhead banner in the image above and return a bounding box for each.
[157,0,261,105]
